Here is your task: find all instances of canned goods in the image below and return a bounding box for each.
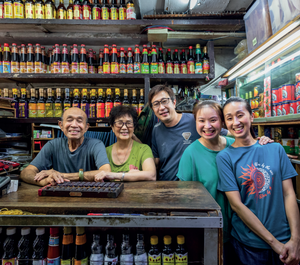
[297,100,300,114]
[278,86,283,103]
[290,100,297,114]
[281,84,295,101]
[296,81,300,100]
[277,103,282,116]
[272,103,277,116]
[272,87,279,103]
[282,101,290,115]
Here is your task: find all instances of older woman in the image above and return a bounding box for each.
[95,105,156,182]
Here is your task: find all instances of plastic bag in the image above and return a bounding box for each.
[234,39,248,55]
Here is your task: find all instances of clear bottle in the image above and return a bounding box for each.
[32,228,47,265]
[195,44,203,74]
[16,228,31,265]
[134,234,147,265]
[148,236,161,265]
[175,235,188,265]
[104,234,118,265]
[120,234,133,265]
[90,234,103,265]
[57,0,66,19]
[162,236,174,265]
[2,228,18,265]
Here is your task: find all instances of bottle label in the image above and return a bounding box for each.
[138,103,144,115]
[61,62,70,73]
[195,62,203,74]
[119,7,126,20]
[110,7,118,20]
[73,5,81,19]
[105,102,113,117]
[203,59,209,74]
[110,62,119,74]
[89,103,96,118]
[187,61,195,74]
[151,63,158,74]
[35,3,44,18]
[45,103,54,117]
[67,9,73,19]
[92,6,100,19]
[88,65,95,74]
[0,3,4,18]
[181,63,187,74]
[47,257,60,265]
[2,258,16,265]
[37,103,45,117]
[113,102,121,107]
[74,257,88,265]
[64,103,71,111]
[71,62,79,73]
[80,62,88,73]
[14,2,24,18]
[53,62,61,73]
[132,104,138,113]
[127,64,133,74]
[134,62,141,74]
[162,253,174,265]
[0,61,2,73]
[29,103,37,117]
[12,102,19,118]
[148,254,161,265]
[82,5,91,19]
[4,2,13,18]
[33,259,47,265]
[101,7,108,20]
[120,254,133,265]
[118,63,126,74]
[90,254,104,265]
[27,61,34,73]
[35,61,43,73]
[98,65,103,74]
[81,103,89,116]
[19,102,28,118]
[103,62,110,74]
[61,260,71,265]
[25,3,35,18]
[166,63,173,74]
[134,253,147,265]
[157,62,164,74]
[141,63,149,74]
[45,4,53,19]
[58,9,66,19]
[104,256,118,265]
[126,6,136,20]
[20,62,27,73]
[174,63,180,74]
[96,102,105,118]
[3,61,11,73]
[175,253,188,265]
[11,61,20,73]
[72,103,80,108]
[54,103,62,117]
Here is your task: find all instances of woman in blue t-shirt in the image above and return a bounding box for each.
[217,97,300,265]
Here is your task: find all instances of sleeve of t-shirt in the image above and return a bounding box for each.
[279,144,297,180]
[140,144,154,164]
[92,140,110,169]
[177,148,193,181]
[30,141,53,172]
[151,127,159,158]
[220,128,228,136]
[216,152,239,192]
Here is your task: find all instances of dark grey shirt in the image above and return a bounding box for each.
[31,137,109,172]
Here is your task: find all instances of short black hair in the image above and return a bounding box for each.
[148,84,175,107]
[108,105,138,127]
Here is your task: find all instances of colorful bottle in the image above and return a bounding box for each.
[45,0,54,19]
[98,49,103,73]
[71,44,80,73]
[40,46,46,73]
[126,0,135,20]
[150,45,158,74]
[0,45,3,73]
[131,89,138,113]
[118,0,126,20]
[148,236,161,265]
[4,0,13,18]
[53,44,61,73]
[166,49,173,74]
[113,88,121,107]
[64,88,72,111]
[180,49,187,74]
[73,0,82,19]
[96,88,105,118]
[120,234,133,265]
[104,234,117,265]
[100,0,108,20]
[61,44,69,73]
[35,0,44,18]
[66,0,73,19]
[3,43,11,73]
[195,44,203,74]
[80,88,89,117]
[103,44,110,74]
[158,48,164,74]
[91,0,100,20]
[134,45,141,74]
[79,44,88,73]
[105,88,113,117]
[32,228,47,265]
[138,89,144,115]
[61,227,73,265]
[54,88,63,117]
[122,89,130,106]
[72,89,80,108]
[37,88,46,118]
[134,234,147,265]
[74,227,88,265]
[28,88,37,118]
[110,0,118,20]
[14,0,24,18]
[19,88,28,118]
[16,228,31,265]
[11,43,19,73]
[162,236,174,265]
[119,47,126,74]
[89,89,97,118]
[110,44,119,74]
[141,45,149,74]
[126,48,133,74]
[90,234,103,265]
[187,46,195,74]
[57,0,66,19]
[2,227,17,265]
[202,46,210,74]
[45,88,54,117]
[175,235,188,265]
[47,228,60,265]
[82,0,91,20]
[11,88,19,118]
[35,44,43,73]
[27,43,35,73]
[173,49,180,74]
[25,0,35,18]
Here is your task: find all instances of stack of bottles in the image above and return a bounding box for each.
[0,0,136,20]
[0,227,188,265]
[2,87,144,118]
[0,43,210,75]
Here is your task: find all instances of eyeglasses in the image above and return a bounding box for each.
[114,121,134,128]
[151,98,171,109]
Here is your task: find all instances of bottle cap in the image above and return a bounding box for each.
[189,46,193,49]
[196,44,200,48]
[41,46,45,49]
[12,43,17,46]
[64,227,72,234]
[81,44,86,47]
[177,235,185,244]
[175,49,178,52]
[128,48,132,51]
[143,44,147,47]
[21,227,30,236]
[50,228,59,235]
[4,43,9,47]
[164,235,172,245]
[63,44,68,47]
[93,234,100,241]
[76,227,85,235]
[73,44,78,47]
[150,235,158,245]
[6,227,16,236]
[137,234,144,241]
[107,234,114,241]
[21,44,26,47]
[36,228,45,236]
[36,43,41,46]
[167,48,171,51]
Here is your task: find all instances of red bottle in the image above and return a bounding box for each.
[47,228,60,265]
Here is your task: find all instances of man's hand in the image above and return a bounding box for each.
[36,170,68,185]
[287,154,298,159]
[257,136,274,145]
[279,238,300,265]
[34,169,58,181]
[94,171,117,182]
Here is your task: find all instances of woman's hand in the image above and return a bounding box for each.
[257,136,274,145]
[94,171,119,182]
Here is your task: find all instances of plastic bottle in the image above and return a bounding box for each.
[134,45,141,74]
[104,234,117,265]
[141,45,149,74]
[134,234,147,265]
[175,235,188,265]
[16,228,31,265]
[32,228,47,265]
[90,234,103,265]
[150,45,158,74]
[2,227,17,265]
[3,43,11,73]
[120,234,133,265]
[126,0,135,20]
[47,228,60,265]
[61,227,73,265]
[148,236,161,265]
[74,227,88,265]
[162,236,174,265]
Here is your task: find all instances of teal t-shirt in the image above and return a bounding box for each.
[177,136,234,243]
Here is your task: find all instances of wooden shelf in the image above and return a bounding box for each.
[33,138,54,140]
[0,166,20,175]
[252,114,300,126]
[0,117,109,124]
[33,150,40,153]
[0,136,25,142]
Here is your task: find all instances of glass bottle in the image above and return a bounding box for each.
[113,88,121,107]
[53,44,61,73]
[47,48,53,73]
[66,0,73,19]
[64,88,72,111]
[158,47,165,74]
[166,49,173,74]
[45,88,54,117]
[37,88,46,118]
[187,46,195,74]
[134,45,141,74]
[89,88,97,118]
[175,235,188,265]
[11,43,19,73]
[173,49,180,74]
[162,236,174,265]
[126,0,135,20]
[104,234,117,265]
[127,47,133,74]
[150,45,158,74]
[103,44,110,74]
[11,88,19,118]
[195,44,203,74]
[131,89,138,113]
[118,0,126,20]
[202,46,210,74]
[148,48,152,64]
[3,228,17,265]
[100,0,108,20]
[87,48,94,73]
[96,88,105,118]
[134,234,147,265]
[71,44,79,73]
[80,88,89,117]
[61,227,73,265]
[110,44,119,74]
[122,89,130,106]
[110,0,118,20]
[0,45,3,73]
[19,88,28,118]
[82,0,91,20]
[35,43,43,73]
[26,43,35,73]
[3,43,11,73]
[180,49,187,74]
[61,44,69,73]
[45,0,54,19]
[91,0,100,20]
[32,228,47,265]
[98,49,103,73]
[79,44,88,74]
[4,0,13,18]
[57,0,66,19]
[90,234,103,265]
[28,88,37,118]
[54,88,63,117]
[72,88,80,108]
[74,227,88,265]
[35,0,44,18]
[148,236,161,265]
[138,89,144,115]
[141,45,149,74]
[120,234,133,265]
[25,0,35,18]
[73,0,82,19]
[119,47,126,74]
[105,88,113,117]
[14,0,24,18]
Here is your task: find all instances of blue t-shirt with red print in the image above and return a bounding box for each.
[216,141,297,249]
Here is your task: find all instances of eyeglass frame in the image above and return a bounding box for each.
[151,97,172,109]
[113,121,135,128]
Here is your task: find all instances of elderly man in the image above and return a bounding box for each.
[21,107,111,186]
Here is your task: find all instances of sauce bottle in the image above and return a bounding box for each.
[73,0,82,19]
[47,228,60,265]
[126,0,135,20]
[141,45,149,74]
[14,0,24,18]
[79,44,88,74]
[175,235,188,265]
[173,49,180,74]
[100,0,108,20]
[113,88,121,107]
[82,0,91,20]
[90,234,103,265]
[110,0,118,20]
[138,89,144,115]
[89,88,97,118]
[131,89,138,113]
[0,1,4,19]
[3,43,11,73]
[27,43,35,73]
[72,89,80,108]
[64,88,72,111]
[35,0,44,18]
[37,88,46,118]
[88,48,94,73]
[53,44,61,73]
[54,88,63,117]
[103,44,110,74]
[4,0,13,18]
[134,45,141,74]
[2,227,17,265]
[134,234,147,265]
[61,44,69,73]
[35,43,43,73]
[158,48,164,74]
[148,48,152,64]
[187,46,195,74]
[11,43,20,73]
[66,0,73,19]
[0,45,3,73]
[45,88,54,117]
[19,88,28,118]
[47,48,53,73]
[162,236,174,265]
[150,45,158,74]
[25,0,35,18]
[110,44,119,74]
[202,46,210,74]
[98,49,103,73]
[148,236,161,265]
[105,88,113,117]
[61,227,73,265]
[122,89,130,106]
[71,44,79,73]
[74,227,88,265]
[16,228,31,265]
[11,88,19,118]
[118,0,126,20]
[180,49,187,74]
[28,88,37,118]
[57,0,66,19]
[91,0,100,20]
[126,47,133,74]
[104,234,117,265]
[166,49,173,74]
[80,88,89,117]
[45,0,54,19]
[96,88,105,118]
[195,44,203,74]
[120,234,133,265]
[32,228,47,265]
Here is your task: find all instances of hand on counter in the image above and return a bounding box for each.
[34,169,69,186]
[34,169,60,181]
[94,171,119,182]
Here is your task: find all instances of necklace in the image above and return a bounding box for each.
[114,139,133,165]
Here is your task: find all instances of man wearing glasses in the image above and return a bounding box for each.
[21,107,111,186]
[149,84,228,181]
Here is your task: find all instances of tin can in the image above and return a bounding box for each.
[296,81,300,100]
[278,86,283,103]
[297,100,300,114]
[296,73,300,82]
[281,101,290,115]
[290,100,297,115]
[281,84,295,101]
[272,88,279,103]
[277,103,282,116]
[272,103,277,117]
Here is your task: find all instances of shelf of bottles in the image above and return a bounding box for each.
[1,87,145,120]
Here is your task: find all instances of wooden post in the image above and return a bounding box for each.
[295,164,300,199]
